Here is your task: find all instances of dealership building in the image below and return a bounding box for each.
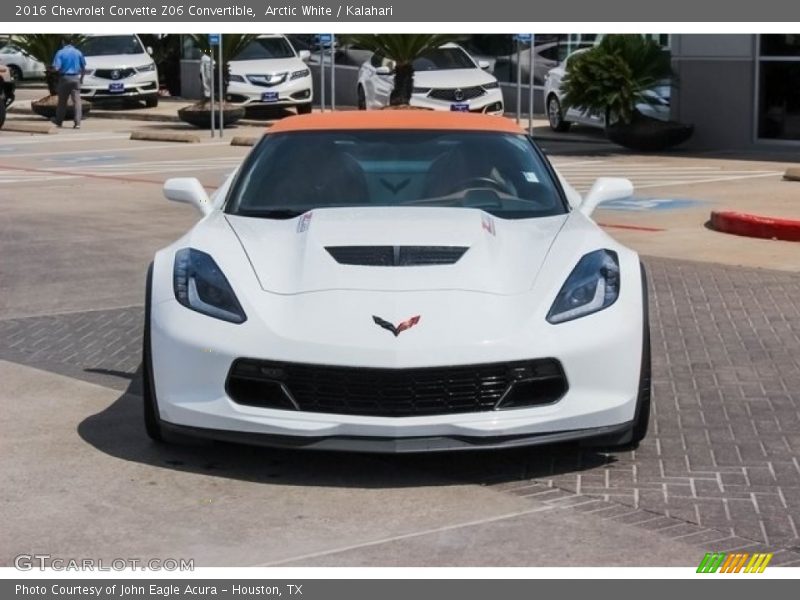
[670,34,800,149]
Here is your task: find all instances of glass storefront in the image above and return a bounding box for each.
[758,34,800,140]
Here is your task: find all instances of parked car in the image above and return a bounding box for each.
[493,41,594,86]
[226,34,313,114]
[0,64,16,128]
[79,34,159,107]
[357,43,504,115]
[144,110,650,452]
[0,44,46,80]
[543,49,671,132]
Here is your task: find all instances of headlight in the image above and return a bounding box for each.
[136,63,156,72]
[228,74,246,82]
[412,87,430,94]
[290,68,310,80]
[482,81,499,89]
[173,248,247,324]
[547,250,620,324]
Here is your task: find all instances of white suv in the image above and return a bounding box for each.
[80,34,159,107]
[226,35,313,114]
[357,43,504,115]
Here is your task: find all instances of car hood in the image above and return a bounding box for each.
[225,208,567,295]
[412,68,496,88]
[84,53,152,69]
[229,57,305,75]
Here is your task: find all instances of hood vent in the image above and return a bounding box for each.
[326,246,468,267]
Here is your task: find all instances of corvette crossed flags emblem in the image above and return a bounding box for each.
[372,315,421,337]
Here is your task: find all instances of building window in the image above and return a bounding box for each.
[758,35,800,140]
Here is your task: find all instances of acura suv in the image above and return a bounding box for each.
[79,34,159,107]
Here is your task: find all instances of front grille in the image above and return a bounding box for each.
[247,73,287,87]
[428,86,486,102]
[94,68,136,80]
[326,246,468,266]
[226,359,567,417]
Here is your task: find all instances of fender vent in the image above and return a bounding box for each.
[326,246,468,266]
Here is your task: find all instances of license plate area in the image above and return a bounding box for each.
[450,103,469,112]
[108,82,125,93]
[261,91,279,103]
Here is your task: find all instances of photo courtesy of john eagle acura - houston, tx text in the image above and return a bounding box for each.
[144,110,650,453]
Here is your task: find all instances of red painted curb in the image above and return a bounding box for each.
[710,211,800,242]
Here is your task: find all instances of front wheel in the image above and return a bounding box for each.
[0,92,6,129]
[144,94,159,108]
[143,263,165,442]
[296,102,312,115]
[547,95,571,132]
[9,65,22,81]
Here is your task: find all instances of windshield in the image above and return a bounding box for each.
[80,35,144,56]
[234,37,295,60]
[226,131,567,220]
[412,48,476,71]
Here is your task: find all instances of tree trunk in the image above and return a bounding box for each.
[390,63,414,106]
[45,67,59,96]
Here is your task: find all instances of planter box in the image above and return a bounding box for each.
[178,102,245,128]
[31,95,92,120]
[606,116,693,152]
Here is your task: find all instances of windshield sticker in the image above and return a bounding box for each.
[522,171,540,183]
[297,211,313,233]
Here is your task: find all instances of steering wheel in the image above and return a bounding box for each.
[448,176,514,196]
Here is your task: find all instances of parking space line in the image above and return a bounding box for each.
[254,503,557,567]
[0,162,220,189]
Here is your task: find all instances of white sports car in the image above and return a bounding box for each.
[145,111,650,453]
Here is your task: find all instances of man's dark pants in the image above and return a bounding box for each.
[55,75,82,126]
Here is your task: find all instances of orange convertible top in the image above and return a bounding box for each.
[267,110,524,134]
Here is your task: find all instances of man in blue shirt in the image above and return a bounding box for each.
[52,38,86,129]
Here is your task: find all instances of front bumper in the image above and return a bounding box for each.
[150,277,644,452]
[410,88,504,115]
[81,72,158,100]
[226,76,312,106]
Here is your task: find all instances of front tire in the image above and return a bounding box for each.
[144,94,159,108]
[628,264,652,445]
[143,263,165,442]
[296,102,312,115]
[547,95,571,132]
[9,65,22,81]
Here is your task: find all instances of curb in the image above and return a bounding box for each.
[230,136,258,147]
[10,104,282,127]
[130,130,200,143]
[784,167,800,182]
[710,210,800,242]
[1,121,57,134]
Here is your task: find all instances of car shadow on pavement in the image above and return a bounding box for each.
[77,364,622,490]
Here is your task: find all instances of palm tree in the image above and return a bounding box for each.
[561,35,673,125]
[344,34,464,105]
[189,34,259,98]
[13,34,87,96]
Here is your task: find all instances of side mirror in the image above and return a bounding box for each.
[146,46,154,56]
[580,177,633,216]
[163,178,212,216]
[375,65,393,76]
[478,59,491,70]
[298,49,311,62]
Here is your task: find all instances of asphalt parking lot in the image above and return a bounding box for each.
[1,116,799,567]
